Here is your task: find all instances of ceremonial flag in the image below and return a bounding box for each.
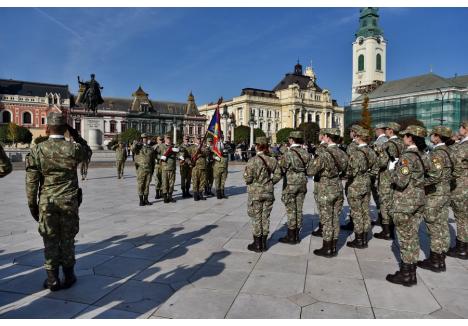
[207,98,223,158]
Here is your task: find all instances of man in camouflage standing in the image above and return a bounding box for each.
[132,133,155,206]
[205,137,215,197]
[80,145,92,181]
[153,136,164,199]
[112,141,127,179]
[213,145,229,199]
[159,134,180,203]
[374,122,405,240]
[0,143,12,178]
[370,123,388,224]
[244,137,282,252]
[447,120,468,259]
[311,129,329,237]
[278,131,311,244]
[418,126,454,272]
[25,112,86,291]
[190,136,209,201]
[179,136,194,198]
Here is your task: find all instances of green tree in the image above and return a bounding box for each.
[276,128,295,144]
[0,125,9,144]
[234,125,250,144]
[17,126,32,144]
[117,128,141,145]
[361,95,372,131]
[7,123,19,146]
[297,122,320,144]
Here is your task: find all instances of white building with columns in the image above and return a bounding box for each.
[198,61,344,142]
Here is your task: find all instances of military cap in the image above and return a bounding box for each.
[386,122,401,132]
[374,123,387,129]
[255,137,268,145]
[141,133,148,138]
[355,126,370,137]
[319,129,327,135]
[47,112,66,126]
[350,124,361,132]
[430,125,452,138]
[399,125,427,138]
[327,128,341,136]
[289,130,304,139]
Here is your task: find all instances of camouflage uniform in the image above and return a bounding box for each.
[113,144,127,178]
[190,140,209,200]
[0,143,12,178]
[179,140,194,198]
[342,126,360,230]
[132,135,155,205]
[80,146,92,180]
[153,139,164,199]
[159,138,180,203]
[244,137,282,252]
[25,112,86,291]
[370,124,389,222]
[213,148,229,199]
[311,133,328,237]
[205,142,215,196]
[447,126,468,259]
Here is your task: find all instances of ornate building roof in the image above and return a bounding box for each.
[273,62,323,92]
[355,7,384,38]
[0,79,70,98]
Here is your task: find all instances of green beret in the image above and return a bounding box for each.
[289,131,304,139]
[386,122,401,132]
[47,112,66,126]
[430,125,452,138]
[400,125,427,138]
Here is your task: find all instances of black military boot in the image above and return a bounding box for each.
[221,189,228,199]
[43,268,61,291]
[139,195,145,206]
[314,240,336,258]
[347,233,367,249]
[372,212,383,226]
[446,239,468,260]
[341,216,354,231]
[216,190,222,199]
[163,193,169,203]
[312,223,323,237]
[61,266,77,289]
[362,231,369,246]
[417,251,445,272]
[279,228,297,244]
[409,263,417,285]
[332,239,338,255]
[295,228,301,243]
[374,224,392,240]
[186,189,193,198]
[168,193,177,203]
[208,187,214,196]
[386,262,415,287]
[155,190,161,199]
[194,192,200,201]
[247,236,262,252]
[144,195,152,205]
[261,235,268,252]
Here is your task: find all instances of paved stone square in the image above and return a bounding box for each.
[0,164,467,319]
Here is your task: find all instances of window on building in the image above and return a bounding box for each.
[267,123,271,131]
[316,114,320,125]
[75,120,81,132]
[238,108,243,119]
[308,113,312,122]
[358,55,365,72]
[198,125,202,135]
[1,111,11,123]
[376,53,382,71]
[275,123,278,131]
[23,112,32,124]
[41,117,45,125]
[189,126,193,135]
[110,120,117,133]
[259,122,263,130]
[121,122,127,132]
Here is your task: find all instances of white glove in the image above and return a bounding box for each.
[394,157,400,164]
[161,155,167,161]
[214,156,221,161]
[179,155,185,161]
[172,147,180,153]
[388,160,397,171]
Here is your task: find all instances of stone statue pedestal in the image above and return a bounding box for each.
[82,117,104,150]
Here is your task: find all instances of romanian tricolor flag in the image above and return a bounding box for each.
[207,98,223,158]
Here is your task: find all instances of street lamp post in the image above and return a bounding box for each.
[249,116,256,149]
[222,104,229,141]
[436,88,448,125]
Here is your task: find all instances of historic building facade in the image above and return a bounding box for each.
[198,62,344,142]
[0,79,71,139]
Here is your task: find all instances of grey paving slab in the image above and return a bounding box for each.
[0,263,37,285]
[301,302,374,319]
[417,267,468,290]
[430,287,468,318]
[74,305,140,319]
[133,257,204,284]
[358,260,400,281]
[205,251,260,271]
[226,293,301,319]
[287,293,317,307]
[94,256,154,278]
[118,243,170,261]
[241,270,305,297]
[0,297,88,318]
[429,309,464,319]
[373,308,428,319]
[255,253,308,275]
[307,256,362,279]
[0,267,48,295]
[189,264,250,292]
[365,279,441,314]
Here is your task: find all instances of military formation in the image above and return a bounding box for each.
[243,122,468,287]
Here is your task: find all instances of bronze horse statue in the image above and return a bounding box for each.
[77,74,104,115]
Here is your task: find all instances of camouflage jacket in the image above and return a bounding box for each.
[346,140,358,155]
[214,154,229,172]
[307,144,343,195]
[450,138,468,194]
[179,143,195,167]
[0,144,12,178]
[132,143,155,172]
[113,146,127,161]
[153,143,164,166]
[424,144,453,196]
[346,144,373,196]
[189,145,208,170]
[280,145,310,193]
[376,137,405,189]
[244,152,282,201]
[390,146,426,213]
[25,138,85,207]
[159,143,179,171]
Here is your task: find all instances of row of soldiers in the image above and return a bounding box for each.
[244,121,467,287]
[121,133,229,206]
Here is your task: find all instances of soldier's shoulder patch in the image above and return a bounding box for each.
[400,166,410,175]
[431,156,442,170]
[401,158,409,166]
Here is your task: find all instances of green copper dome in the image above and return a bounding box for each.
[355,7,384,39]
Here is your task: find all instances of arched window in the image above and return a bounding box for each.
[1,111,11,123]
[110,120,117,133]
[307,113,312,122]
[315,114,321,126]
[358,54,365,72]
[376,53,382,71]
[23,112,32,124]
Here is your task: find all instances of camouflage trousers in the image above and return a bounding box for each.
[394,209,423,264]
[214,169,227,191]
[137,168,152,196]
[348,192,371,234]
[378,181,394,225]
[370,175,380,213]
[116,160,125,177]
[180,164,192,191]
[451,187,468,242]
[317,194,344,241]
[39,200,79,270]
[205,165,214,188]
[192,167,206,192]
[424,195,451,253]
[154,164,162,191]
[80,161,89,179]
[247,198,273,236]
[162,170,176,195]
[282,191,306,230]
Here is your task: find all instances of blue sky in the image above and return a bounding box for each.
[0,7,467,106]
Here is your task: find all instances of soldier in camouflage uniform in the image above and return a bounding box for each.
[310,128,348,257]
[447,120,468,259]
[418,126,454,272]
[112,142,127,179]
[213,145,229,199]
[25,112,86,291]
[346,126,377,249]
[244,137,282,252]
[342,124,361,231]
[205,138,215,197]
[386,125,427,286]
[153,136,164,199]
[374,122,405,240]
[190,136,209,201]
[132,133,155,206]
[179,136,194,198]
[0,143,12,178]
[80,146,92,181]
[159,134,180,203]
[278,131,311,244]
[370,123,388,225]
[311,129,329,237]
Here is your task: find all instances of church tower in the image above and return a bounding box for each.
[352,7,386,100]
